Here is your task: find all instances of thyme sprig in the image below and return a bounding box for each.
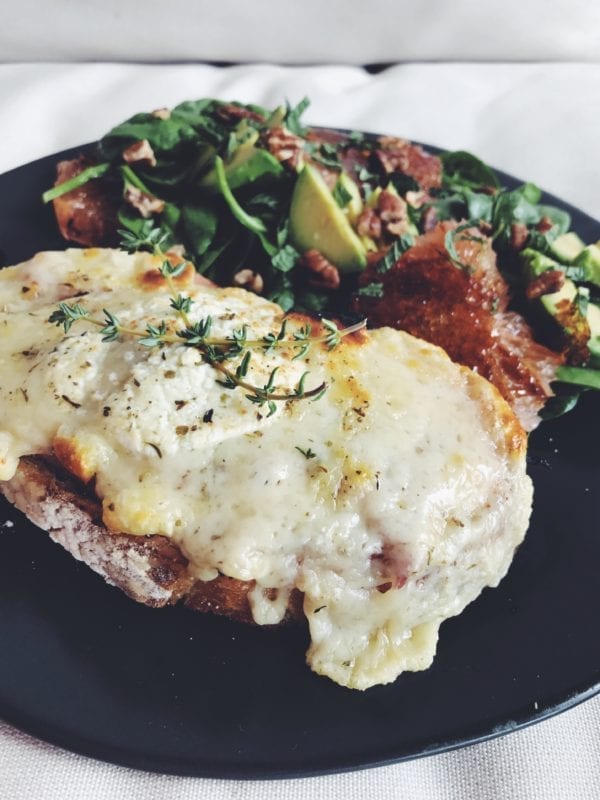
[48,301,366,416]
[47,225,365,414]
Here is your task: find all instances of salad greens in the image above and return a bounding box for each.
[44,96,600,417]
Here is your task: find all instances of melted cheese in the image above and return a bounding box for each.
[0,248,533,689]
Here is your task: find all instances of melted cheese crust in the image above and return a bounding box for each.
[0,248,533,689]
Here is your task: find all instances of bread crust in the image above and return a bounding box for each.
[1,455,303,622]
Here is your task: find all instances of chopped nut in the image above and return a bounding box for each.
[152,108,171,120]
[378,135,410,150]
[422,206,438,232]
[378,190,409,237]
[375,147,410,175]
[123,185,165,218]
[525,270,566,300]
[216,103,265,123]
[356,208,382,240]
[536,216,554,233]
[301,249,340,290]
[405,190,426,209]
[510,223,529,251]
[122,139,157,168]
[263,126,305,171]
[233,269,264,294]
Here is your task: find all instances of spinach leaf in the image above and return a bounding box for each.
[463,189,494,222]
[332,179,353,209]
[182,203,218,258]
[136,156,199,190]
[428,192,466,222]
[295,288,330,313]
[539,390,581,420]
[214,156,275,256]
[285,97,310,137]
[519,182,542,204]
[224,150,284,190]
[304,141,341,170]
[388,173,419,195]
[42,162,110,203]
[196,237,232,276]
[358,282,385,298]
[444,222,482,271]
[554,365,600,390]
[537,204,571,236]
[374,234,414,273]
[268,274,295,312]
[441,150,500,190]
[491,184,542,245]
[271,244,300,273]
[170,99,231,145]
[100,113,198,161]
[117,205,151,237]
[170,98,216,124]
[161,202,182,233]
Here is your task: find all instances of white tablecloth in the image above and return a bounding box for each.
[1,62,599,799]
[2,0,600,63]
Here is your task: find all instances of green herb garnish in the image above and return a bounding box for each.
[295,446,317,459]
[48,229,366,415]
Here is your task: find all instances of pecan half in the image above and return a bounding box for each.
[510,223,529,251]
[263,126,305,171]
[216,103,265,124]
[301,250,340,290]
[233,269,264,294]
[422,206,438,232]
[536,216,554,234]
[122,139,157,168]
[526,270,566,300]
[378,191,410,237]
[356,208,382,240]
[378,135,410,150]
[123,185,165,218]
[405,190,426,209]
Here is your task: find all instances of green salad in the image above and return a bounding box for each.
[44,97,600,418]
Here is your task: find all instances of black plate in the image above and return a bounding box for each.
[0,146,599,779]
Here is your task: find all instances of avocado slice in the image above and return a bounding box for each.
[289,165,367,272]
[587,302,600,357]
[573,244,600,286]
[521,246,595,357]
[540,279,577,316]
[520,248,584,337]
[550,232,585,264]
[520,248,561,280]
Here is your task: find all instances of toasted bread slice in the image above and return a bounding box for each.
[3,455,304,623]
[3,455,193,606]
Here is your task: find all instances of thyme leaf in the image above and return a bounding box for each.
[295,446,317,459]
[357,282,384,299]
[48,302,90,333]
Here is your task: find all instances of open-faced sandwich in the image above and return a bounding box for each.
[0,247,532,689]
